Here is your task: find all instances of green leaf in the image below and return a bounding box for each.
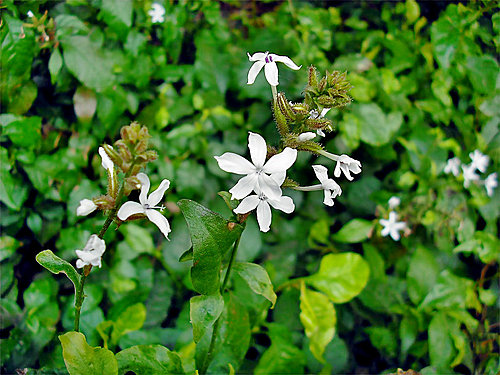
[36,250,80,292]
[465,55,498,95]
[99,0,132,35]
[405,0,420,24]
[190,294,224,343]
[122,224,154,255]
[365,326,397,358]
[116,345,184,375]
[407,246,439,305]
[178,247,193,262]
[178,199,244,295]
[233,262,277,308]
[111,303,146,346]
[218,191,239,210]
[0,115,41,148]
[431,8,459,69]
[59,331,118,375]
[353,104,403,146]
[332,219,373,243]
[0,235,20,262]
[49,48,63,84]
[306,252,370,303]
[428,312,457,370]
[299,282,336,363]
[420,270,477,310]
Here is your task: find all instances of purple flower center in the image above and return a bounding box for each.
[265,55,273,63]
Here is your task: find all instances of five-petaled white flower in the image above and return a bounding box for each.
[148,3,165,23]
[77,199,97,216]
[234,174,294,233]
[312,165,342,206]
[334,154,362,181]
[484,172,498,197]
[462,164,480,188]
[444,157,461,176]
[75,234,106,268]
[388,196,401,209]
[214,132,297,201]
[117,173,171,239]
[247,51,301,86]
[469,150,489,173]
[380,211,407,241]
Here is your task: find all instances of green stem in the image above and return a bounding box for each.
[271,85,277,102]
[74,270,88,332]
[199,234,243,374]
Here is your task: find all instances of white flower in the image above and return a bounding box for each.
[309,108,331,137]
[77,199,97,216]
[388,196,401,209]
[247,51,301,86]
[380,211,407,241]
[484,172,498,197]
[469,150,489,173]
[99,146,114,173]
[334,154,362,181]
[75,235,106,268]
[298,132,316,142]
[148,3,165,23]
[462,164,480,188]
[117,173,171,239]
[312,165,342,206]
[234,174,294,233]
[27,10,34,18]
[214,132,297,200]
[444,157,461,176]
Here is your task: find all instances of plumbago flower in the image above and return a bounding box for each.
[312,165,342,206]
[334,154,362,181]
[469,149,489,173]
[388,196,401,209]
[77,199,97,216]
[148,3,165,23]
[214,132,297,200]
[462,164,480,188]
[247,51,301,86]
[309,108,331,137]
[380,211,407,241]
[444,156,461,176]
[75,235,106,269]
[484,172,498,197]
[117,173,171,239]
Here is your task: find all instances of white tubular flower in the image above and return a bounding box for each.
[77,199,97,216]
[388,196,401,209]
[298,132,316,142]
[309,108,331,119]
[484,172,498,197]
[469,150,489,173]
[214,132,297,200]
[444,157,461,176]
[75,235,106,269]
[117,173,171,239]
[99,146,114,173]
[334,154,362,181]
[312,165,342,206]
[247,51,301,86]
[462,164,480,188]
[27,10,34,18]
[380,211,407,241]
[148,3,165,23]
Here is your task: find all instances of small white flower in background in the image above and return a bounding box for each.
[148,2,165,23]
[334,154,362,181]
[75,235,106,268]
[462,164,480,188]
[117,173,171,239]
[309,108,331,137]
[247,51,301,86]
[380,211,407,241]
[77,199,97,216]
[312,165,342,206]
[99,146,114,173]
[215,132,297,200]
[27,10,34,18]
[298,132,316,142]
[444,157,461,176]
[388,196,401,209]
[484,172,498,197]
[234,174,294,233]
[469,150,489,173]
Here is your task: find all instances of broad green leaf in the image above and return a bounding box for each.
[407,246,439,305]
[233,262,277,308]
[190,294,224,343]
[430,7,460,69]
[299,282,336,363]
[332,219,373,243]
[178,199,244,295]
[0,236,20,262]
[49,48,63,84]
[353,103,403,146]
[36,250,80,292]
[400,315,418,357]
[111,303,146,346]
[306,252,369,303]
[428,312,457,370]
[465,55,498,95]
[59,331,118,375]
[0,115,41,148]
[178,247,193,262]
[420,270,477,310]
[454,232,500,264]
[365,326,397,358]
[99,0,132,35]
[122,224,154,255]
[116,345,184,375]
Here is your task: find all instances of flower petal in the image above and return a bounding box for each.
[214,153,255,175]
[137,173,151,206]
[270,54,301,70]
[85,234,105,253]
[263,147,297,174]
[268,195,295,213]
[271,171,286,186]
[147,179,170,207]
[264,61,279,86]
[247,61,265,85]
[146,209,171,239]
[99,146,114,172]
[247,52,266,62]
[258,173,282,201]
[312,165,329,184]
[234,195,260,214]
[76,259,85,268]
[389,229,401,241]
[229,173,258,200]
[248,132,267,168]
[76,199,97,216]
[323,190,334,206]
[256,201,272,232]
[117,201,145,220]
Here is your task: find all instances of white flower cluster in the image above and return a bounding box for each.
[379,196,407,241]
[148,3,165,23]
[444,150,497,197]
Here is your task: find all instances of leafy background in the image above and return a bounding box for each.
[1,0,499,374]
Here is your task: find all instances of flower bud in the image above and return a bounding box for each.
[298,132,316,142]
[277,93,296,122]
[77,199,97,216]
[102,144,122,168]
[308,66,318,88]
[272,98,289,136]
